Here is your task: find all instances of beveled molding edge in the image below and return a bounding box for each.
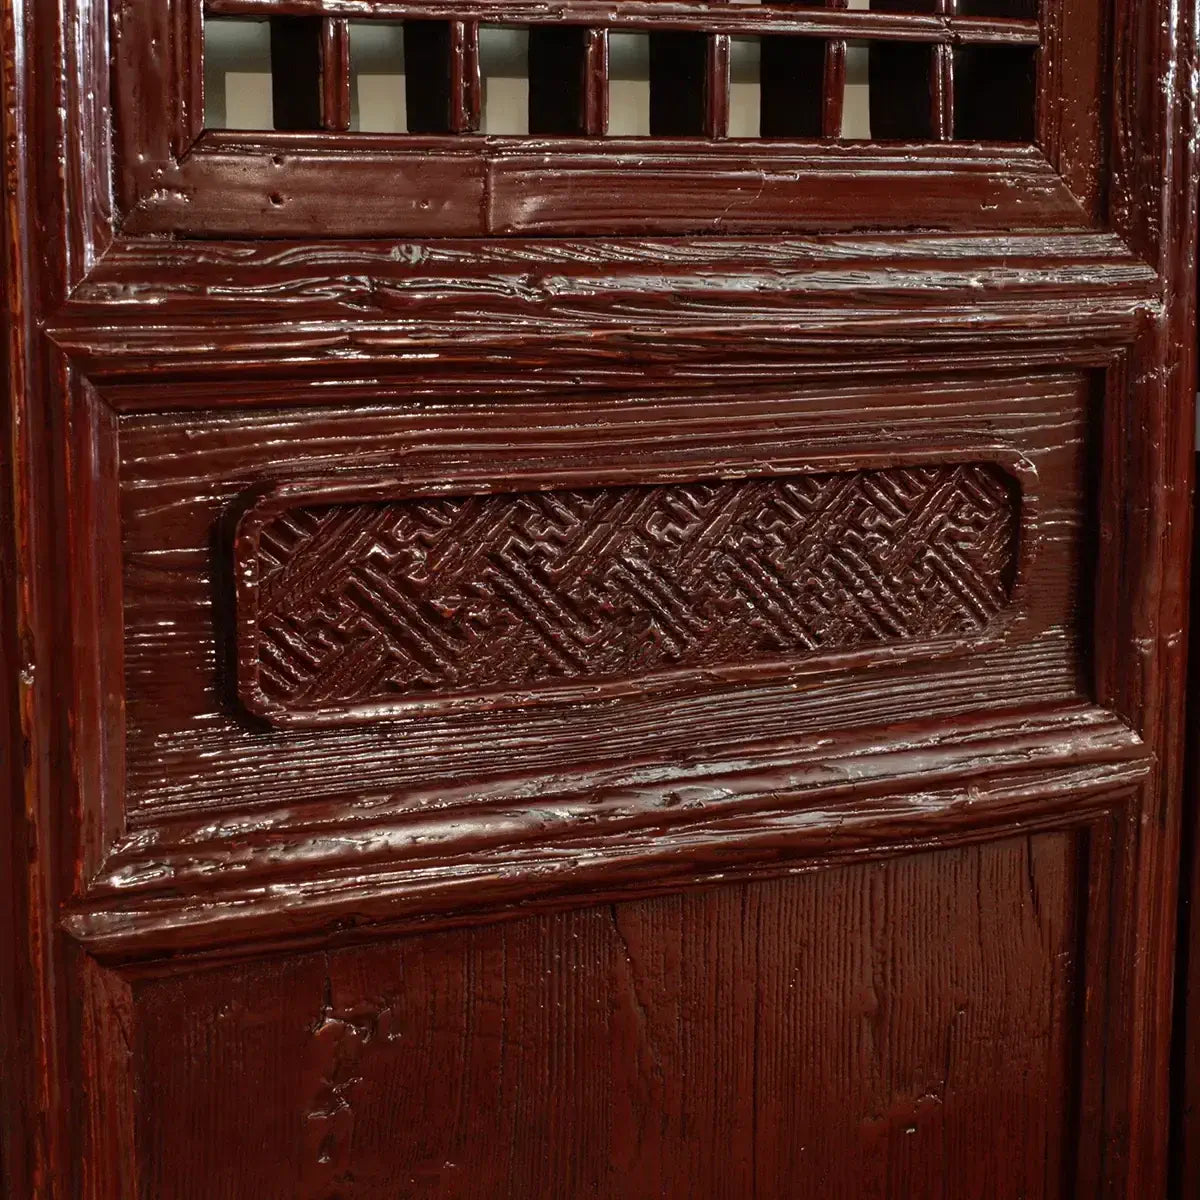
[232,450,1033,727]
[63,702,1148,967]
[53,230,1159,352]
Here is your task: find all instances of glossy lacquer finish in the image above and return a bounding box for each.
[0,0,1196,1195]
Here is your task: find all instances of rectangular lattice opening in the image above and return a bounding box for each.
[649,32,710,136]
[868,40,939,140]
[204,18,272,129]
[729,37,761,137]
[608,32,651,136]
[954,45,1038,141]
[958,0,1039,15]
[480,27,530,134]
[267,17,326,130]
[401,22,458,133]
[842,44,871,139]
[349,21,406,132]
[528,27,596,134]
[759,35,828,138]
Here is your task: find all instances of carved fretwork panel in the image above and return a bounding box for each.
[235,464,1019,724]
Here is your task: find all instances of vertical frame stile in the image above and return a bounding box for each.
[707,34,731,138]
[584,28,609,135]
[63,384,125,888]
[451,21,481,133]
[69,0,114,280]
[320,18,352,132]
[1090,0,1198,1172]
[933,0,956,139]
[112,0,174,213]
[1068,809,1133,1196]
[77,955,138,1198]
[175,0,205,153]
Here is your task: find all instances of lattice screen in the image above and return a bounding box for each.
[203,1,1039,142]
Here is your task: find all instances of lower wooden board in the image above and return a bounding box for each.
[130,835,1081,1199]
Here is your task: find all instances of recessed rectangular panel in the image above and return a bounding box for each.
[116,372,1089,822]
[235,464,1018,724]
[131,835,1084,1199]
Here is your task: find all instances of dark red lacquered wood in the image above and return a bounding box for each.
[1,0,1196,1193]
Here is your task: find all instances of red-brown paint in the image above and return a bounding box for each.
[1,0,1196,1195]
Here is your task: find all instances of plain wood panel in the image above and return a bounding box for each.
[134,834,1081,1199]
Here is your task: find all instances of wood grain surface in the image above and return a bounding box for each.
[0,0,1195,1190]
[133,838,1083,1200]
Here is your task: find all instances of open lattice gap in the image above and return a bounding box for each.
[203,0,1039,141]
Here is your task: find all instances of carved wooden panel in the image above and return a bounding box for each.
[234,463,1018,724]
[112,373,1074,831]
[2,0,1194,1183]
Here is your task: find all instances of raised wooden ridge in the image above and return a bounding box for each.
[64,702,1147,963]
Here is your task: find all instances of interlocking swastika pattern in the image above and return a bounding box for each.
[239,463,1018,721]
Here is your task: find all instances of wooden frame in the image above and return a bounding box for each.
[1,0,1194,1191]
[107,0,1109,234]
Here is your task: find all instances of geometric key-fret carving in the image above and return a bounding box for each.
[235,464,1018,724]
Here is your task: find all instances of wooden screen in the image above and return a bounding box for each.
[0,0,1195,1193]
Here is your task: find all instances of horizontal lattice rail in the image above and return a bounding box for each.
[205,2,1039,43]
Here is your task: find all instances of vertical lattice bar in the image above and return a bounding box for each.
[706,34,730,138]
[583,28,609,135]
[760,37,826,137]
[269,18,323,130]
[930,0,954,140]
[932,42,954,139]
[649,32,709,135]
[451,21,481,132]
[820,0,847,138]
[822,37,846,136]
[321,18,352,131]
